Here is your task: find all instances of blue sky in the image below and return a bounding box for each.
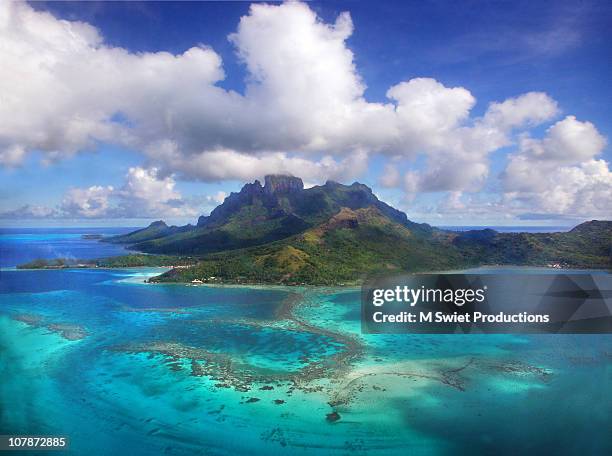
[0,1,610,227]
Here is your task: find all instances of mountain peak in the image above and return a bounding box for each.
[238,180,264,196]
[264,174,304,194]
[350,181,373,193]
[570,220,612,233]
[324,180,340,187]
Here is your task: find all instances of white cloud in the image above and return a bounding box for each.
[0,145,26,167]
[402,114,611,222]
[1,1,386,180]
[500,116,611,218]
[0,204,59,219]
[145,140,369,184]
[0,1,608,221]
[395,92,560,196]
[387,78,475,138]
[61,185,115,218]
[0,1,223,164]
[502,157,612,218]
[1,167,219,220]
[114,167,190,218]
[514,115,606,165]
[379,164,401,188]
[0,3,560,169]
[482,92,560,131]
[206,191,227,205]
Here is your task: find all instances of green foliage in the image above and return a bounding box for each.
[17,258,68,269]
[103,221,174,244]
[100,176,610,285]
[105,176,424,255]
[152,217,610,285]
[95,254,196,268]
[452,221,611,268]
[17,254,196,269]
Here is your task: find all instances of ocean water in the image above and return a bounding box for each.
[0,230,610,455]
[0,227,134,268]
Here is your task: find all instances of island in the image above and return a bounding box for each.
[20,175,611,284]
[81,234,104,240]
[17,254,196,270]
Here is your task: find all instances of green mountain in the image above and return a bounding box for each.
[105,220,194,245]
[106,174,431,255]
[106,175,611,285]
[153,206,465,285]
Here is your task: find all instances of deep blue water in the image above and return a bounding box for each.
[0,227,135,268]
[0,229,610,455]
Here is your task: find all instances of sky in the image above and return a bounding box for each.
[0,0,610,227]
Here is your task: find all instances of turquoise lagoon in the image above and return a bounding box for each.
[0,231,611,455]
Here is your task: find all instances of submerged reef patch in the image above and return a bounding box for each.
[114,291,365,395]
[13,313,88,340]
[111,288,559,421]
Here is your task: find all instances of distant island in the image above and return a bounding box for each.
[20,175,611,284]
[17,254,197,270]
[81,234,104,240]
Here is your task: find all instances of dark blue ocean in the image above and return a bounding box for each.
[0,227,134,268]
[0,228,610,455]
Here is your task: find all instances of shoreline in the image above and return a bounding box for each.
[5,263,609,289]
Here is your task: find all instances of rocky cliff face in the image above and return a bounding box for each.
[198,175,305,227]
[195,174,430,232]
[263,175,304,195]
[197,180,264,227]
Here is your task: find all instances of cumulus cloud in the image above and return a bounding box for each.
[0,4,561,168]
[0,204,60,219]
[0,1,385,183]
[113,167,191,218]
[0,1,609,221]
[0,1,224,163]
[500,116,610,218]
[387,78,475,139]
[413,115,611,222]
[482,92,560,130]
[502,116,612,218]
[61,185,115,218]
[512,115,606,165]
[145,140,369,183]
[0,167,219,220]
[399,91,562,195]
[400,113,611,222]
